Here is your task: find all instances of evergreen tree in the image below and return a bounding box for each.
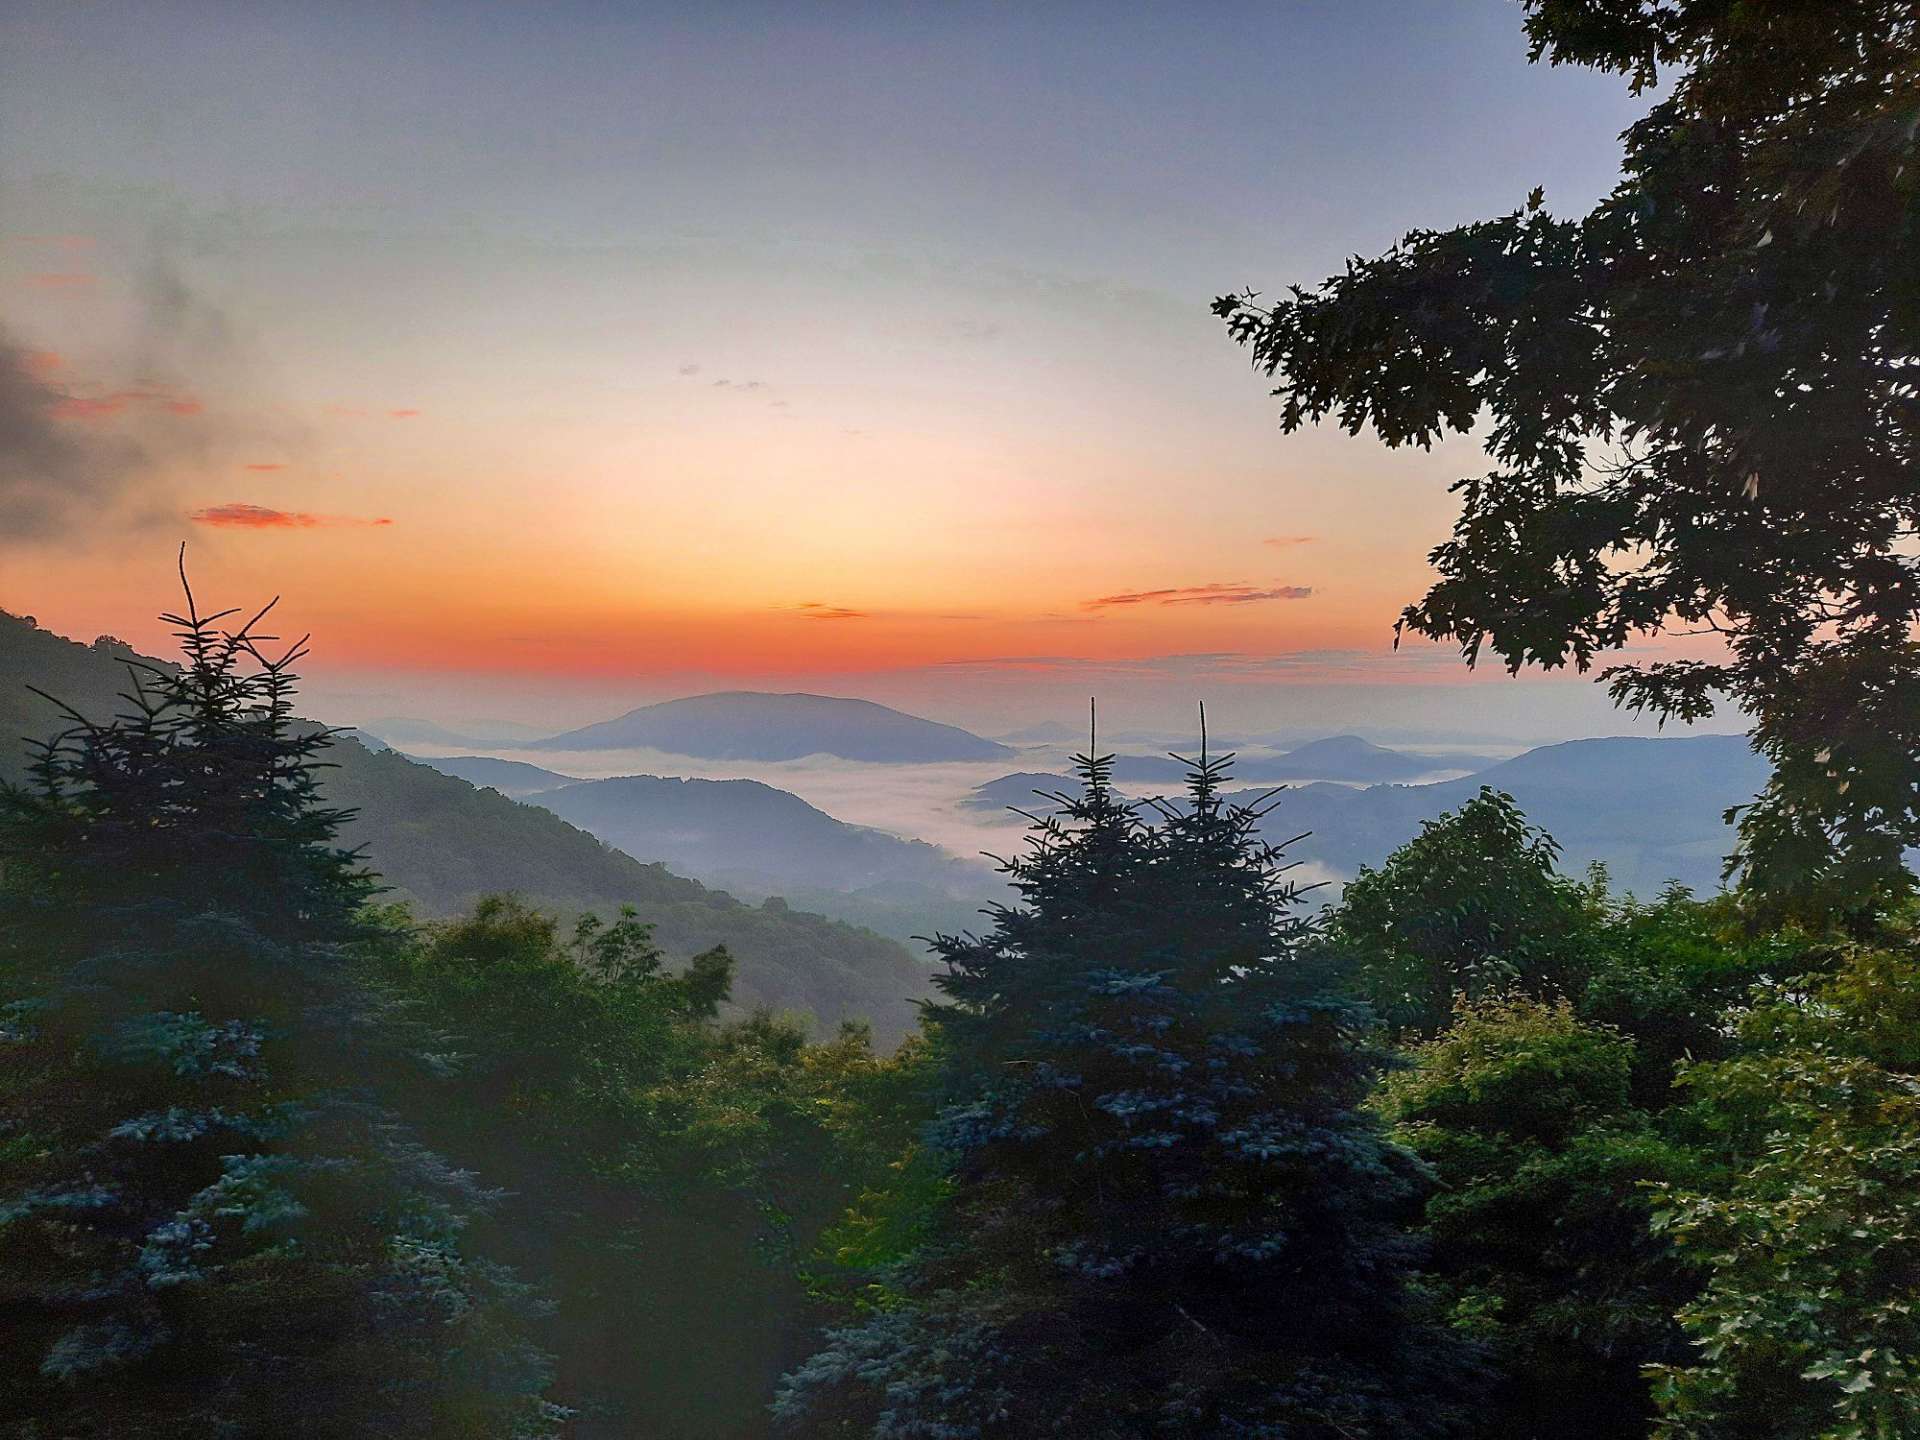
[0,565,554,1438]
[775,727,1473,1437]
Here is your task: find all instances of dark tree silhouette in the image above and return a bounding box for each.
[1218,1,1920,917]
[775,715,1474,1437]
[0,558,554,1438]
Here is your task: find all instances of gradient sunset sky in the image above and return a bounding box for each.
[2,1,1679,736]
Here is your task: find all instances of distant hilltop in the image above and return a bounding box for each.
[527,691,1015,764]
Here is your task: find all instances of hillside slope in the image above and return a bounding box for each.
[527,772,1007,945]
[408,754,582,795]
[533,773,991,894]
[0,613,932,1040]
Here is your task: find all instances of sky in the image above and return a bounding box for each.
[0,0,1683,738]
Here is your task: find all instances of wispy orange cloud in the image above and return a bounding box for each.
[1264,534,1316,548]
[929,648,1466,684]
[26,273,96,291]
[49,394,129,421]
[1084,582,1314,609]
[389,408,420,419]
[21,350,62,377]
[793,602,868,621]
[189,502,393,530]
[243,462,286,471]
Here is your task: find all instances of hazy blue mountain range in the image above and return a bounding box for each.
[0,613,933,1040]
[530,691,1015,762]
[965,734,1767,897]
[409,754,584,795]
[995,720,1084,744]
[526,773,1008,943]
[1068,735,1490,787]
[960,772,1086,814]
[359,715,549,748]
[967,737,1489,794]
[1262,733,1490,782]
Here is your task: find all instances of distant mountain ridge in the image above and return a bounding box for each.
[960,772,1086,814]
[1233,734,1766,896]
[1091,735,1489,786]
[360,716,548,749]
[409,754,583,795]
[1267,733,1490,782]
[964,733,1766,897]
[529,691,1014,762]
[526,773,1007,943]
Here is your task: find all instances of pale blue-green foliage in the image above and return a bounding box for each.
[109,1102,306,1144]
[772,1306,1017,1439]
[778,756,1474,1437]
[100,1010,264,1078]
[0,1183,117,1222]
[39,1319,166,1381]
[137,1217,215,1288]
[0,623,559,1433]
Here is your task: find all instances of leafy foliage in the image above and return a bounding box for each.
[1649,934,1920,1440]
[1334,791,1819,1432]
[1328,787,1602,1035]
[1218,0,1920,913]
[1379,995,1700,1438]
[1577,886,1809,1107]
[362,895,926,1437]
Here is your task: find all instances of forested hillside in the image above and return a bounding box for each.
[0,611,932,1039]
[403,753,583,795]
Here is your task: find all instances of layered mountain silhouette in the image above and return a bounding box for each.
[529,691,1014,762]
[524,773,1006,944]
[995,720,1085,744]
[972,735,1489,793]
[1084,736,1487,786]
[410,754,583,795]
[964,733,1766,897]
[1261,733,1490,782]
[3,607,1779,1020]
[962,772,1086,814]
[359,715,548,748]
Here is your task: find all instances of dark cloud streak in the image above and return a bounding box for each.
[0,327,145,540]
